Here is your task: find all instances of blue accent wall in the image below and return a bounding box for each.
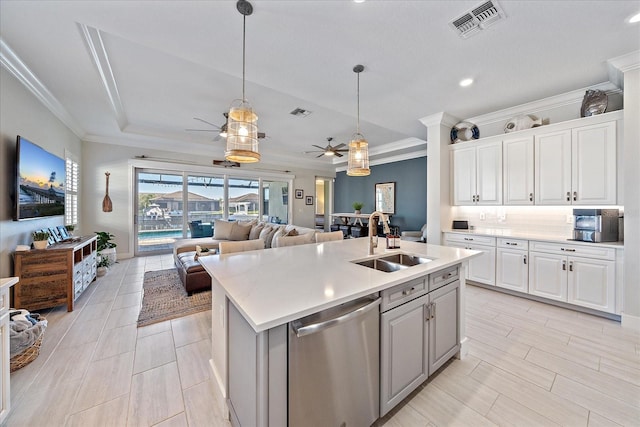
[335,156,427,232]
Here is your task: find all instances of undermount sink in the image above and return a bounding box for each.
[352,252,433,273]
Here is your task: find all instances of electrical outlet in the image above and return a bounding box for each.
[480,212,486,221]
[566,214,573,224]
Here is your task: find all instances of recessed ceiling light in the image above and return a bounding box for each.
[459,78,474,87]
[354,0,366,3]
[630,12,640,23]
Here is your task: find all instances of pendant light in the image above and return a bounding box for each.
[347,64,370,176]
[226,0,260,163]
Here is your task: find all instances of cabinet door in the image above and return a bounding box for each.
[380,294,429,416]
[572,121,617,205]
[476,141,502,205]
[429,281,459,375]
[0,312,8,425]
[535,130,572,205]
[503,136,534,205]
[451,147,476,205]
[467,244,496,286]
[529,251,567,301]
[568,257,615,313]
[496,248,528,293]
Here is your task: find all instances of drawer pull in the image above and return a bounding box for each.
[569,261,573,272]
[402,287,416,296]
[561,248,576,252]
[442,272,452,279]
[464,237,474,241]
[506,242,517,246]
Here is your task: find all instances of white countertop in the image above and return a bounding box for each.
[443,228,624,249]
[0,277,19,289]
[200,238,479,332]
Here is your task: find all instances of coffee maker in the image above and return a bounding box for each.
[573,209,619,243]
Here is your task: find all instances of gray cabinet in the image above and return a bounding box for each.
[429,280,460,375]
[380,269,460,417]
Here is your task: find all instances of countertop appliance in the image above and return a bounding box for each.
[288,294,380,427]
[573,208,619,242]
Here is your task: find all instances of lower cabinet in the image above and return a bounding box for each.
[444,234,496,286]
[380,278,459,416]
[496,238,529,293]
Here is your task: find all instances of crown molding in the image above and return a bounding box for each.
[334,149,427,172]
[0,37,85,138]
[78,24,128,130]
[464,81,621,128]
[608,50,640,73]
[419,112,460,128]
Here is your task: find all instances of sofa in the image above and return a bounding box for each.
[173,219,318,293]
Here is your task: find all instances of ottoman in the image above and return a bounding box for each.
[175,251,213,294]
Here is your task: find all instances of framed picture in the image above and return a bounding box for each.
[375,182,396,215]
[295,189,304,199]
[305,195,314,205]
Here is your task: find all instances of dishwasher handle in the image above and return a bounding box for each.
[292,297,381,338]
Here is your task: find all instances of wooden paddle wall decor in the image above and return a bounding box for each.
[102,172,113,212]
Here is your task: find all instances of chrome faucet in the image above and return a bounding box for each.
[368,211,390,255]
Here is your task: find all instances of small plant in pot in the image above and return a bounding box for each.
[65,224,75,236]
[352,202,364,214]
[95,231,117,265]
[32,231,50,250]
[96,255,112,277]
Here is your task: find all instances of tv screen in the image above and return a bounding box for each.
[15,136,66,221]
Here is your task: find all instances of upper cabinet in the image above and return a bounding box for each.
[452,112,621,206]
[451,140,502,205]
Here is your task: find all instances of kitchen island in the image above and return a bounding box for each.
[200,237,479,426]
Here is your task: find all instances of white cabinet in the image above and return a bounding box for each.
[444,234,496,286]
[0,278,17,425]
[496,238,529,293]
[535,129,572,205]
[571,121,617,205]
[428,280,459,375]
[451,141,502,205]
[529,241,616,312]
[503,136,534,205]
[535,121,617,205]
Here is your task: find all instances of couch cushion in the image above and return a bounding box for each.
[249,222,265,240]
[274,233,315,247]
[229,221,252,241]
[213,219,234,240]
[259,225,280,249]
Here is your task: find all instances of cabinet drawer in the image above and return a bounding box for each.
[381,277,427,312]
[497,238,528,250]
[429,265,459,292]
[529,241,615,260]
[445,233,495,246]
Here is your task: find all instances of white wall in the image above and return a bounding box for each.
[0,68,82,278]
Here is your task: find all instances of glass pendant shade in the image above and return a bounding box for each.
[225,99,260,163]
[346,133,370,176]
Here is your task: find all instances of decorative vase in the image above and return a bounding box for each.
[33,241,48,250]
[354,210,361,215]
[102,247,117,264]
[97,266,108,277]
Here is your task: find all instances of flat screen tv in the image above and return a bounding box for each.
[14,136,66,221]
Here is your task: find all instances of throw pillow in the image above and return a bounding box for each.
[275,233,314,247]
[285,228,299,237]
[213,219,234,240]
[258,225,275,248]
[249,223,265,240]
[229,221,252,241]
[263,225,283,249]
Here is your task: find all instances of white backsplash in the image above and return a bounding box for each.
[451,206,576,238]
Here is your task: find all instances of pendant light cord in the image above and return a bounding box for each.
[242,14,246,102]
[356,71,360,134]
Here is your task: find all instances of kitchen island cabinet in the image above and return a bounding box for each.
[200,238,479,426]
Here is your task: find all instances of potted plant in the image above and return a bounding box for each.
[32,231,50,250]
[352,202,364,215]
[95,231,117,265]
[65,224,75,236]
[96,255,112,277]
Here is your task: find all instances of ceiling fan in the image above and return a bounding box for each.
[186,114,266,140]
[305,137,348,158]
[213,159,241,168]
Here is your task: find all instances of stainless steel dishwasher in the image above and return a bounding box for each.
[288,294,381,427]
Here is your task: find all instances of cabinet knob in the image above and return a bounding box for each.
[562,260,566,271]
[573,191,577,201]
[566,191,571,202]
[529,193,533,202]
[402,287,415,296]
[523,255,527,265]
[569,262,573,272]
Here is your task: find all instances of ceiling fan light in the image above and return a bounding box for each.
[347,134,370,176]
[324,150,335,156]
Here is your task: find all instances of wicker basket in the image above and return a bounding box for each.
[10,321,46,373]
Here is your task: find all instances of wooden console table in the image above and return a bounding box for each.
[13,236,98,312]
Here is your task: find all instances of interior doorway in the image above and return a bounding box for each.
[315,177,333,231]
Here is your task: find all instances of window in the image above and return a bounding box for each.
[65,151,79,226]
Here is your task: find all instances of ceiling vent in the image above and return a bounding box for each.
[290,107,312,117]
[449,0,505,39]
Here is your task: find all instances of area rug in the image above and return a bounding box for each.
[137,268,211,327]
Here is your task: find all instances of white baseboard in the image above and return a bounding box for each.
[209,359,229,420]
[621,312,640,331]
[459,336,469,358]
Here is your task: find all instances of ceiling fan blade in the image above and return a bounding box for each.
[316,153,325,158]
[193,117,221,128]
[312,145,326,150]
[213,134,222,141]
[333,143,346,150]
[335,152,344,158]
[185,128,217,132]
[257,132,266,139]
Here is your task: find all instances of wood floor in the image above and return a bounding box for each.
[5,254,640,426]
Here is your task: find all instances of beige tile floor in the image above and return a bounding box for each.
[5,254,640,426]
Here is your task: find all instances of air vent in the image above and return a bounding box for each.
[290,108,312,117]
[449,0,505,38]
